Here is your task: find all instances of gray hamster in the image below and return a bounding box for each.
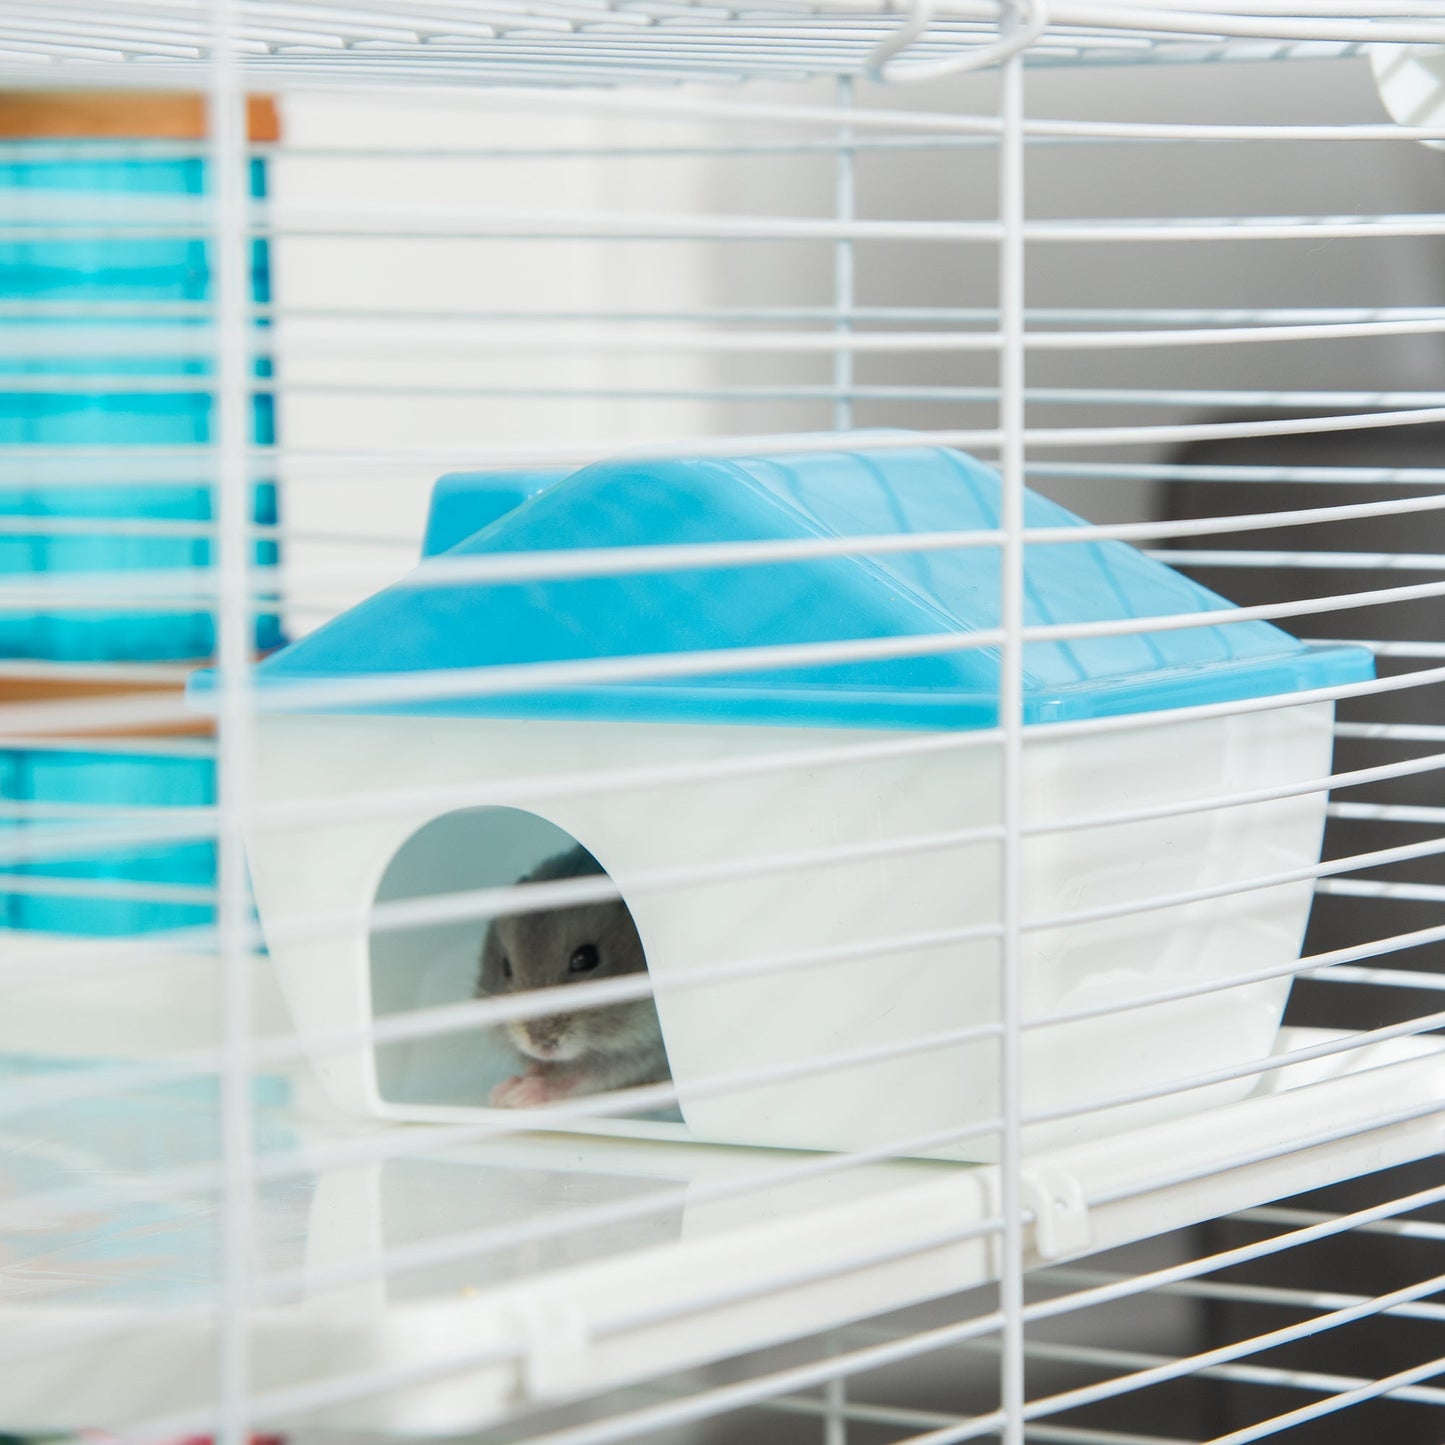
[478,844,671,1108]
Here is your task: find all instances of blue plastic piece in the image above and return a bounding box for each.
[193,442,1375,730]
[0,747,215,936]
[0,149,283,661]
[422,468,573,558]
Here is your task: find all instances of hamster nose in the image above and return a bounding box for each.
[524,1020,562,1055]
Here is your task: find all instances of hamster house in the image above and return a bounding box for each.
[198,442,1374,1161]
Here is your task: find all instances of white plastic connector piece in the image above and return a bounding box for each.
[1020,1167,1090,1261]
[511,1286,594,1401]
[1371,44,1445,152]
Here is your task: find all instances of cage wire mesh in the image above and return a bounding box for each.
[2,3,1445,1444]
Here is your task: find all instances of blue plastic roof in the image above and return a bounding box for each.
[422,467,572,558]
[198,443,1374,729]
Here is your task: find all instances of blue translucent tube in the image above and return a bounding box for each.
[0,148,283,661]
[0,746,215,936]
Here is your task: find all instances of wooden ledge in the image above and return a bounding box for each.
[0,91,279,142]
[0,673,209,739]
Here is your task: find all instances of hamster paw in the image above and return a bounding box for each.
[490,1073,552,1108]
[490,1072,580,1108]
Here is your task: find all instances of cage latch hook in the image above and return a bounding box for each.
[867,0,1050,85]
[1020,1166,1090,1261]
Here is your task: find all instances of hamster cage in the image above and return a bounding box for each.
[2,5,1445,1445]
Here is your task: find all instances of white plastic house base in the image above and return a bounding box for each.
[246,701,1334,1161]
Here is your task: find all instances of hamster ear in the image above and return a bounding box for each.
[478,924,507,995]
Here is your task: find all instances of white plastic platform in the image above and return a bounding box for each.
[1,993,1441,1438]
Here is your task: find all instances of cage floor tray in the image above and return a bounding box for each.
[0,1026,1441,1437]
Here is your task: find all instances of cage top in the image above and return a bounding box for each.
[3,4,1442,92]
[192,440,1374,730]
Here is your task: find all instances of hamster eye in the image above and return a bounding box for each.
[569,944,600,975]
[501,954,512,981]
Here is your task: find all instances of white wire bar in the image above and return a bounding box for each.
[208,5,259,1443]
[0,681,1439,864]
[997,18,1028,1443]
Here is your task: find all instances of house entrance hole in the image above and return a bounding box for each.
[370,806,593,1107]
[369,809,667,1109]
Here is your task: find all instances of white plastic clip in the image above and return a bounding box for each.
[511,1286,594,1402]
[1021,1167,1090,1261]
